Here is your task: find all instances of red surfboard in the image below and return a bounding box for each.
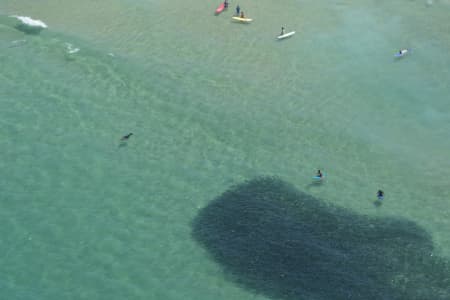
[215,3,226,14]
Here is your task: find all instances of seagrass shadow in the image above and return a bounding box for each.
[192,177,450,300]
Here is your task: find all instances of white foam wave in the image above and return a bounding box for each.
[65,43,80,54]
[11,15,48,28]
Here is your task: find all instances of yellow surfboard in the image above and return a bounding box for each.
[232,16,253,23]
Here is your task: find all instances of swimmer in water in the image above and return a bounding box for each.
[121,133,133,141]
[377,190,384,200]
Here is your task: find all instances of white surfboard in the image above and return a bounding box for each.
[277,31,296,40]
[232,16,253,23]
[395,49,409,57]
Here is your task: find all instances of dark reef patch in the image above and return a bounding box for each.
[192,177,450,300]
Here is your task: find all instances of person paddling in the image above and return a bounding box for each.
[236,5,240,15]
[316,170,323,178]
[121,133,133,141]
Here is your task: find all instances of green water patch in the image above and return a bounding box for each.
[193,177,450,300]
[1,4,450,299]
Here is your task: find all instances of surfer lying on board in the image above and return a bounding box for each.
[121,133,133,141]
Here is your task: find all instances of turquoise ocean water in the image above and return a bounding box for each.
[1,0,449,299]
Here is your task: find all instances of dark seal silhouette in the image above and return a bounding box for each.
[192,177,450,300]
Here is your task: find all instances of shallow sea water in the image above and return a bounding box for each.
[1,1,449,299]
